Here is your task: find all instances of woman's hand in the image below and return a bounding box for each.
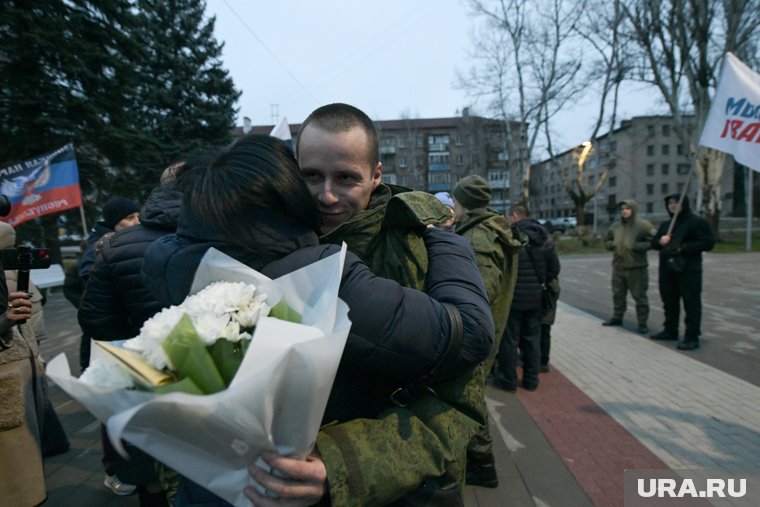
[245,450,327,506]
[6,291,32,322]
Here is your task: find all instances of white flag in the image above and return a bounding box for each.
[699,53,760,173]
[269,116,292,149]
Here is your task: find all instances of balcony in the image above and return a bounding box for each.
[379,146,396,155]
[428,143,449,152]
[428,182,450,192]
[428,163,450,172]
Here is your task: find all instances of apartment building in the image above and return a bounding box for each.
[531,115,736,224]
[243,108,522,213]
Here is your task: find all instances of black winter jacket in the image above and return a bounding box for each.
[142,203,494,422]
[78,185,182,340]
[510,219,560,312]
[652,194,715,273]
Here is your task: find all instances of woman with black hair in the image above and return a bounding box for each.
[142,134,494,506]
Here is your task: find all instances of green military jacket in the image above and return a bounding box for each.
[455,207,524,355]
[605,199,656,270]
[316,184,485,506]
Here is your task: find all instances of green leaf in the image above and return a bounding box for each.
[269,298,302,324]
[207,338,250,386]
[154,377,204,395]
[161,315,226,394]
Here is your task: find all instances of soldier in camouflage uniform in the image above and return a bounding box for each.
[602,199,655,334]
[451,175,524,488]
[254,103,496,506]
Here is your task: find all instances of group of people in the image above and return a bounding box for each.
[2,100,718,507]
[59,102,531,507]
[602,194,715,350]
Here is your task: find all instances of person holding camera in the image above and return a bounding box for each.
[0,221,46,506]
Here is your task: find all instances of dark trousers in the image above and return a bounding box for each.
[658,269,703,341]
[496,308,542,389]
[540,323,551,367]
[612,266,649,325]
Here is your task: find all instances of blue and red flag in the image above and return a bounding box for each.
[0,143,82,227]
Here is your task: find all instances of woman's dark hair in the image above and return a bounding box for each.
[176,135,321,237]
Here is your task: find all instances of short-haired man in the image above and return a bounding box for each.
[494,203,560,392]
[602,199,656,334]
[252,103,494,505]
[451,175,524,488]
[651,193,714,350]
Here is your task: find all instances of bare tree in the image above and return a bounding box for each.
[459,0,585,202]
[544,0,630,229]
[622,0,760,235]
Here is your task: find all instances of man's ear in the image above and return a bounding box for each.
[371,162,382,192]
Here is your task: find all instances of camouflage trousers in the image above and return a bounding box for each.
[611,266,649,325]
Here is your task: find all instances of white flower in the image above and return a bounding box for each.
[125,281,268,370]
[80,359,134,389]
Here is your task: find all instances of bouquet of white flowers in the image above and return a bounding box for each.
[47,246,350,506]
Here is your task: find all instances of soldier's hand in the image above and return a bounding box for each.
[245,450,327,506]
[659,234,671,246]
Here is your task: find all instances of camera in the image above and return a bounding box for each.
[1,246,52,292]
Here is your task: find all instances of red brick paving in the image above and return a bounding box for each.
[516,367,669,507]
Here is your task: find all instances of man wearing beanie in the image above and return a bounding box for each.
[451,175,526,488]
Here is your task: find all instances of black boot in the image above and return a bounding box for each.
[677,339,700,351]
[602,318,623,326]
[466,452,499,488]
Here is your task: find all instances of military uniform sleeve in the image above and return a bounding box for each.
[633,220,655,252]
[604,225,616,250]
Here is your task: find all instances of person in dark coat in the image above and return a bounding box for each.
[494,203,560,392]
[140,135,494,506]
[78,178,182,506]
[651,193,715,350]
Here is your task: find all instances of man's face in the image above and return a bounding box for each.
[452,198,466,222]
[298,124,382,233]
[620,204,632,219]
[667,197,680,215]
[114,212,140,231]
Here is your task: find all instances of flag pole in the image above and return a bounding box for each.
[666,167,694,237]
[79,204,88,238]
[747,166,754,252]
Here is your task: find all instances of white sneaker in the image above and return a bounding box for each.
[104,474,137,496]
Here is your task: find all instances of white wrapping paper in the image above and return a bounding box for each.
[47,245,350,506]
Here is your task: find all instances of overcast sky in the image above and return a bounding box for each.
[207,0,667,153]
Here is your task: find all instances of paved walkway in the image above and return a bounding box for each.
[39,284,760,506]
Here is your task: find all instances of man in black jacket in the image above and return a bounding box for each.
[651,193,715,350]
[494,203,560,392]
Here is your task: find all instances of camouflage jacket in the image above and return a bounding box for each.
[456,208,524,360]
[317,184,485,506]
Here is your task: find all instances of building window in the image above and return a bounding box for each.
[661,183,669,194]
[662,144,670,155]
[399,138,406,148]
[416,156,424,167]
[646,184,654,195]
[610,140,618,151]
[646,202,654,213]
[647,145,655,156]
[399,156,407,168]
[663,124,671,137]
[647,164,655,176]
[455,155,463,165]
[661,164,669,175]
[384,137,395,146]
[677,163,690,175]
[455,135,463,145]
[677,144,684,155]
[416,136,423,147]
[677,182,684,192]
[609,176,617,187]
[648,125,655,137]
